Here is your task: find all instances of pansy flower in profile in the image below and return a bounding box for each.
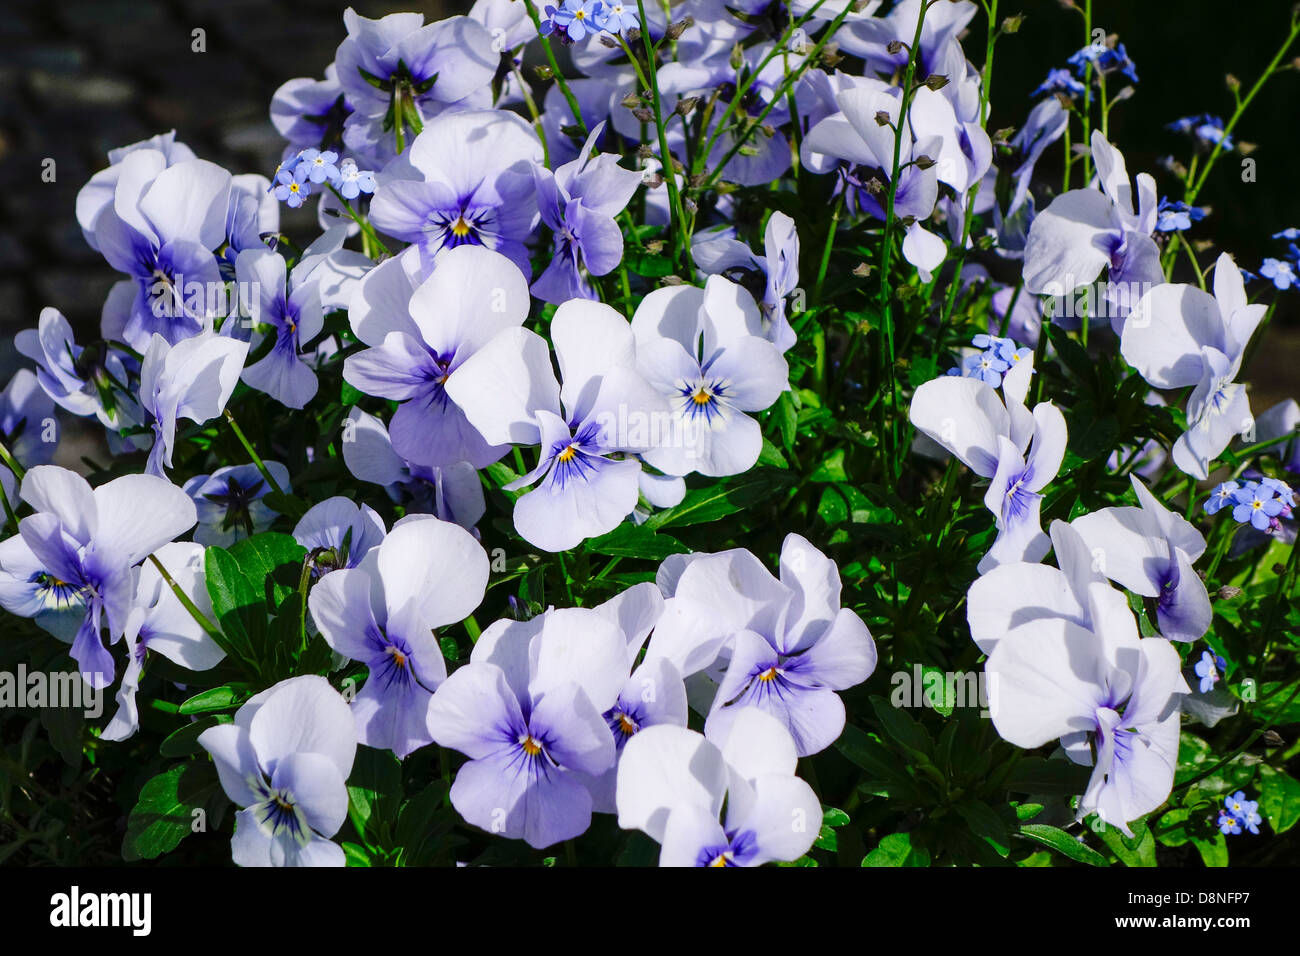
[616,708,821,867]
[138,331,249,478]
[1023,132,1161,321]
[1071,475,1211,643]
[530,122,642,305]
[910,361,1067,574]
[103,542,223,741]
[0,466,196,686]
[0,369,57,505]
[16,309,139,434]
[198,675,357,866]
[692,211,802,353]
[1121,253,1264,479]
[446,299,668,551]
[235,248,324,410]
[310,515,488,758]
[338,406,486,531]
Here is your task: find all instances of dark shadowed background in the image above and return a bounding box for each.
[0,0,1294,462]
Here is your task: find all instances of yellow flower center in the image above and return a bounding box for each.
[758,666,779,682]
[616,712,638,736]
[520,734,543,756]
[386,645,407,669]
[451,216,472,237]
[557,445,578,463]
[691,387,713,405]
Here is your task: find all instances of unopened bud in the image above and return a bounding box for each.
[666,18,691,40]
[730,43,745,70]
[661,275,685,286]
[674,96,699,116]
[626,26,641,43]
[532,65,554,81]
[923,74,949,91]
[644,239,665,254]
[1226,73,1241,93]
[852,262,873,278]
[1113,85,1135,101]
[886,40,904,55]
[874,110,892,126]
[632,107,654,122]
[992,126,1016,146]
[1217,585,1243,600]
[622,91,642,109]
[1001,14,1024,33]
[599,34,620,48]
[1263,730,1285,746]
[913,154,936,170]
[683,196,698,214]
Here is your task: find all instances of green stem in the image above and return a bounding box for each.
[223,409,286,497]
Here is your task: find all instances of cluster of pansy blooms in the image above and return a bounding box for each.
[0,0,1297,867]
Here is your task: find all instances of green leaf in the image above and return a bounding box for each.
[863,833,930,867]
[956,800,1012,858]
[644,469,793,530]
[1018,824,1109,867]
[1098,817,1157,867]
[869,695,934,760]
[585,523,690,561]
[757,437,788,469]
[1258,766,1300,834]
[1191,832,1228,867]
[122,763,218,862]
[159,716,223,757]
[179,683,252,715]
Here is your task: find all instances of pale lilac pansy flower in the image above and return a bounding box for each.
[986,581,1188,836]
[0,369,58,506]
[426,606,628,847]
[344,245,531,471]
[138,331,249,478]
[631,276,789,479]
[616,707,821,867]
[0,466,196,687]
[234,248,324,410]
[446,300,668,552]
[1070,475,1211,643]
[103,542,223,741]
[646,533,877,756]
[198,675,357,867]
[310,515,488,759]
[367,110,543,274]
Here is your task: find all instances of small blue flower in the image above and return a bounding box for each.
[299,148,340,185]
[273,165,312,208]
[1272,227,1300,241]
[1204,480,1240,515]
[598,1,638,33]
[1155,197,1207,233]
[1218,810,1242,835]
[1069,42,1138,84]
[1232,481,1285,531]
[1031,68,1085,99]
[1167,113,1234,151]
[1261,257,1298,290]
[336,159,376,200]
[1261,476,1296,508]
[1193,650,1226,694]
[545,0,604,42]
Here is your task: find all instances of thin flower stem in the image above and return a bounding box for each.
[0,440,26,484]
[876,1,932,483]
[631,1,692,277]
[222,409,286,497]
[147,554,224,644]
[327,185,389,259]
[522,0,590,141]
